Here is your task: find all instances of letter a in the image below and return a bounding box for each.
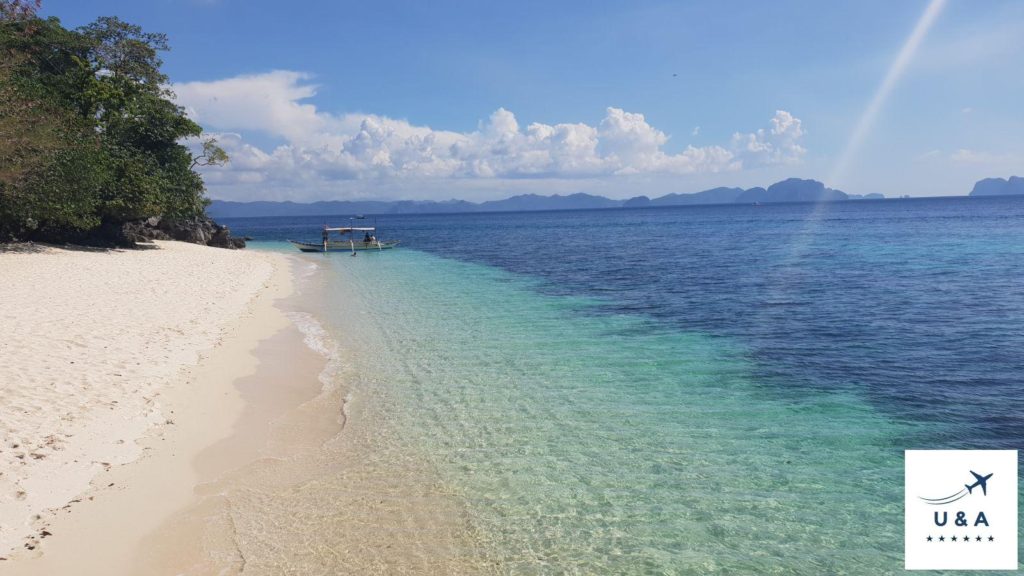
[974,511,989,527]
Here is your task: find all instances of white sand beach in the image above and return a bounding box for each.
[0,241,483,575]
[0,241,286,562]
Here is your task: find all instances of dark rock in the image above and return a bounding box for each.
[155,216,243,248]
[118,220,165,243]
[207,226,232,247]
[158,217,215,244]
[207,223,246,249]
[78,215,250,249]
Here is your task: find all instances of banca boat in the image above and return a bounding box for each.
[290,226,400,253]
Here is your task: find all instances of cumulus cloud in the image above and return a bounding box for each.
[730,110,805,166]
[174,71,806,199]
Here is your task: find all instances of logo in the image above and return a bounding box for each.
[905,450,1018,570]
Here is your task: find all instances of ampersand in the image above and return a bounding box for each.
[954,511,968,527]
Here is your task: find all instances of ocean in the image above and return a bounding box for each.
[223,195,1024,574]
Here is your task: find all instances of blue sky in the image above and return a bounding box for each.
[41,0,1024,201]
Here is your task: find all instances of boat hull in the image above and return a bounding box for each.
[290,240,400,252]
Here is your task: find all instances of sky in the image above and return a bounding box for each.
[40,0,1024,202]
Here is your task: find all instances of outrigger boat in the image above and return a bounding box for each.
[290,225,400,253]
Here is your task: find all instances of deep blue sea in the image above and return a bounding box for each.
[224,195,1024,574]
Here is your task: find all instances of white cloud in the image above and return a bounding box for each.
[174,71,806,200]
[949,148,1015,165]
[730,110,806,166]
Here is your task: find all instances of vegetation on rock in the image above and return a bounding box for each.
[0,0,228,244]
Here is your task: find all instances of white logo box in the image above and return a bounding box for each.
[905,450,1018,570]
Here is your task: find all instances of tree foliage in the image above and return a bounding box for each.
[0,6,227,241]
[0,0,40,21]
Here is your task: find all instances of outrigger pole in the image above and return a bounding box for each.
[349,217,357,256]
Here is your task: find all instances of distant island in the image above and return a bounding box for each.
[969,176,1024,197]
[207,175,1023,218]
[209,178,889,218]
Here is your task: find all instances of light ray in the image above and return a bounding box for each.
[830,0,947,187]
[754,1,948,331]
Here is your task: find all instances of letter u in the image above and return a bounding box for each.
[934,511,947,526]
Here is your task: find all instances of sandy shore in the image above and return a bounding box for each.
[0,242,489,574]
[0,241,291,568]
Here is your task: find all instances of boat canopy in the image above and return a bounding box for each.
[324,227,375,232]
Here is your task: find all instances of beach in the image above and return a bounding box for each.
[1,196,1021,574]
[0,241,300,573]
[0,240,489,575]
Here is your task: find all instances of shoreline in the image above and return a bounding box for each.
[0,241,301,573]
[2,243,492,574]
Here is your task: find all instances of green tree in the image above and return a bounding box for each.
[0,6,227,242]
[192,138,230,170]
[0,0,39,20]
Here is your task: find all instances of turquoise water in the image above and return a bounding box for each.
[311,250,920,574]
[231,197,1024,573]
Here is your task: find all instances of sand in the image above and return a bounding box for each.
[0,241,285,561]
[0,242,486,574]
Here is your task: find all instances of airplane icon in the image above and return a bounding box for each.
[965,471,993,495]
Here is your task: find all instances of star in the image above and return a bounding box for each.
[951,536,957,542]
[926,536,933,542]
[939,536,945,542]
[963,535,970,543]
[989,536,995,542]
[976,536,982,541]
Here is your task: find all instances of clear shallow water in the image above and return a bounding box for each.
[226,196,1024,573]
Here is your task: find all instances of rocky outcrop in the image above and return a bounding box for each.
[115,215,246,249]
[159,216,246,249]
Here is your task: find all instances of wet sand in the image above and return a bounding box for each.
[129,262,493,575]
